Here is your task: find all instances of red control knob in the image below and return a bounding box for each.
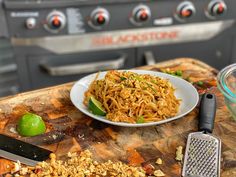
[136,9,149,21]
[207,0,227,18]
[51,16,61,28]
[89,8,110,29]
[176,1,196,21]
[217,3,224,14]
[131,5,151,26]
[96,14,106,25]
[181,9,192,18]
[45,11,66,33]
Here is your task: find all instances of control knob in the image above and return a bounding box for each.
[130,5,151,26]
[45,11,66,33]
[175,1,196,21]
[89,8,110,29]
[25,17,36,29]
[206,0,227,18]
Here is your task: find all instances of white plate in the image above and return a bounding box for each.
[70,70,199,127]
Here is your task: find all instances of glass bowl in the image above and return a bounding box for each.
[217,63,236,120]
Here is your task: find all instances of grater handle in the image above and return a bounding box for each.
[199,93,216,133]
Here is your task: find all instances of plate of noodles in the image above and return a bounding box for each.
[70,70,199,127]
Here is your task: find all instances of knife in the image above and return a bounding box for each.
[0,134,52,166]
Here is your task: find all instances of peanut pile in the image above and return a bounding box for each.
[15,150,149,177]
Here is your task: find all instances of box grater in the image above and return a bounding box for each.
[182,93,221,177]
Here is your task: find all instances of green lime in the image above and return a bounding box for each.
[17,113,46,137]
[88,96,106,116]
[136,116,145,123]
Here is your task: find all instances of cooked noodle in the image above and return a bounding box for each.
[84,70,180,123]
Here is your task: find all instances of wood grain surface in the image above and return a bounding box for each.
[0,58,235,176]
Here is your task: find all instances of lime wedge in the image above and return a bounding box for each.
[88,96,106,116]
[17,113,46,137]
[136,116,145,123]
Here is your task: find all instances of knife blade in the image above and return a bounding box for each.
[0,134,52,166]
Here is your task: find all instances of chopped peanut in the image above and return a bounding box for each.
[15,150,145,177]
[155,158,163,165]
[154,169,165,176]
[175,146,184,161]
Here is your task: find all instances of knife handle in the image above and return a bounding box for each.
[198,93,216,133]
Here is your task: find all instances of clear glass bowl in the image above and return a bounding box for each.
[217,63,236,120]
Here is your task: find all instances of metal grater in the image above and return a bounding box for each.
[182,132,221,177]
[182,93,221,177]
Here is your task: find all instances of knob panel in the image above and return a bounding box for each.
[130,5,151,26]
[89,8,110,29]
[206,0,227,19]
[44,11,66,33]
[175,1,196,22]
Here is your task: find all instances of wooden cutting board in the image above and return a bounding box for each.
[0,58,235,177]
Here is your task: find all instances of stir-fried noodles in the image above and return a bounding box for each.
[84,70,180,123]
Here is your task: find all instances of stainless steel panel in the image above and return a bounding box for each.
[11,21,234,54]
